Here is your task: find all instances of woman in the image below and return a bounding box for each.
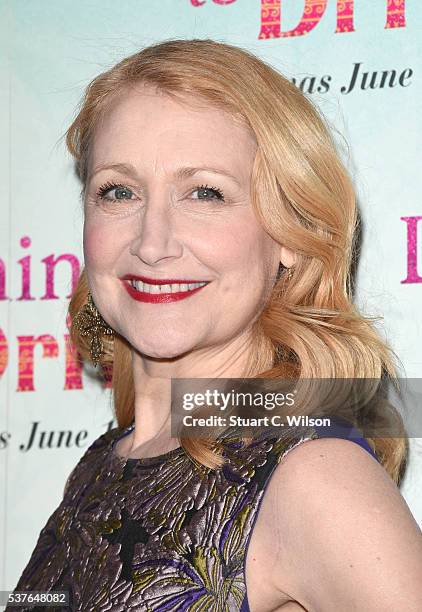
[7,39,422,611]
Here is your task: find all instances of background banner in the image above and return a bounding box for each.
[1,0,421,591]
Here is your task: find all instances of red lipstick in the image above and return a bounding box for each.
[120,275,210,304]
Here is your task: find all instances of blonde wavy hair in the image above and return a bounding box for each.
[65,38,407,482]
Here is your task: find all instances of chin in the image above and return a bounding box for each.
[129,333,197,361]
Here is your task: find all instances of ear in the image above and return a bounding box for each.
[280,246,297,268]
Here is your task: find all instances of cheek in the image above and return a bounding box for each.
[195,218,277,307]
[206,220,275,276]
[83,219,120,271]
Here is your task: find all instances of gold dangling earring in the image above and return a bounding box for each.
[275,263,294,283]
[74,292,114,368]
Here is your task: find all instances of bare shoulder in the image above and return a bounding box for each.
[264,437,422,612]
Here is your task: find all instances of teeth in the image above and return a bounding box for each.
[130,280,207,294]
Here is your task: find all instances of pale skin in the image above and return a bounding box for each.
[83,83,422,610]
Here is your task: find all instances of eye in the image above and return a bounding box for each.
[191,184,225,202]
[96,181,135,202]
[94,181,225,204]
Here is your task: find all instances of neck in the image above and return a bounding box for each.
[127,329,259,450]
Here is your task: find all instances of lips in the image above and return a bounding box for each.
[120,274,210,304]
[121,274,209,286]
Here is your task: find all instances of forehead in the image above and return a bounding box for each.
[88,84,257,179]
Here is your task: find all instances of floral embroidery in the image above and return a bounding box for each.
[7,425,318,611]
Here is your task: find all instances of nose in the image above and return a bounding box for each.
[129,196,183,266]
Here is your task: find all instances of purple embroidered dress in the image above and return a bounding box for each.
[7,420,379,611]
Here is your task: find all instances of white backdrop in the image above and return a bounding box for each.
[1,0,421,592]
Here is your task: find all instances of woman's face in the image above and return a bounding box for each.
[83,84,294,359]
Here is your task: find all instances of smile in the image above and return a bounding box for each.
[121,276,210,303]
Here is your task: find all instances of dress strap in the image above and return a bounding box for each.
[239,418,379,612]
[311,416,379,462]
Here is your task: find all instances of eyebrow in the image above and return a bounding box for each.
[88,162,242,186]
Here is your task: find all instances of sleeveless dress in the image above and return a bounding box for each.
[6,418,379,612]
